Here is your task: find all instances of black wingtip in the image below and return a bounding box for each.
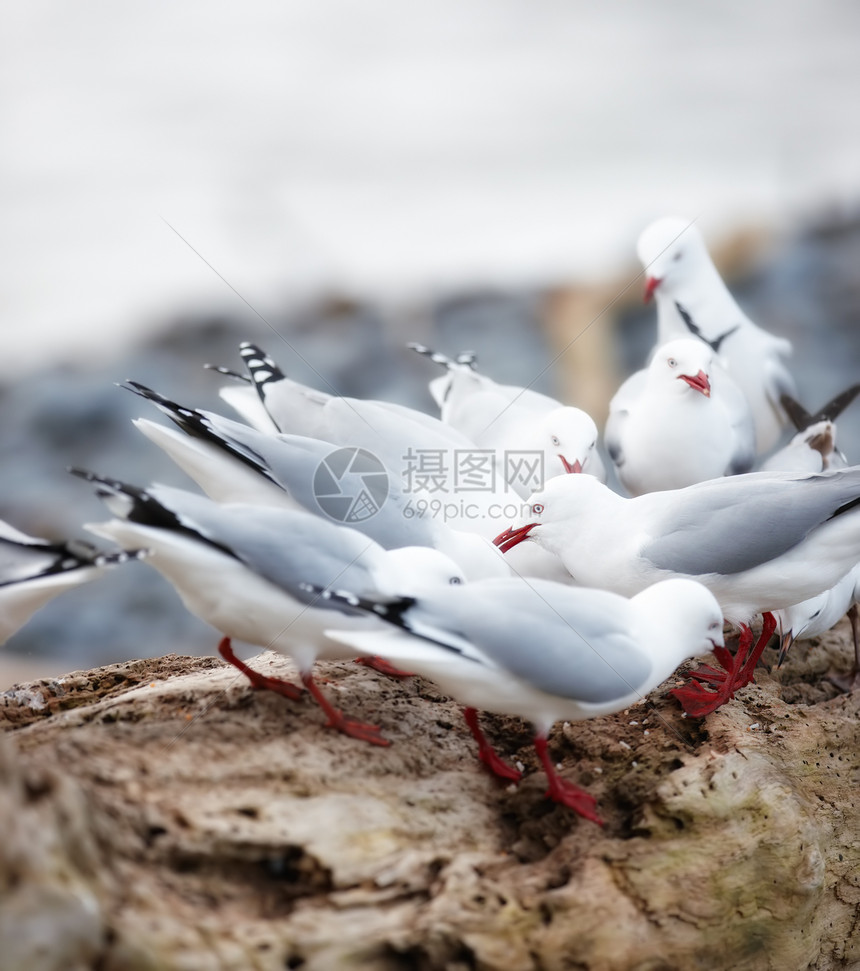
[94,548,150,567]
[203,363,250,383]
[118,379,167,403]
[815,383,860,424]
[67,466,142,499]
[407,342,478,371]
[239,342,286,386]
[299,582,415,627]
[780,393,815,432]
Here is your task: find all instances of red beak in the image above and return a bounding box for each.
[643,276,661,303]
[559,455,582,474]
[680,370,711,397]
[492,522,538,553]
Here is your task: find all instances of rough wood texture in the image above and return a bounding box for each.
[2,625,859,971]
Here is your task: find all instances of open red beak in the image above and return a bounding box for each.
[643,276,661,303]
[559,455,582,474]
[492,522,538,553]
[680,370,711,397]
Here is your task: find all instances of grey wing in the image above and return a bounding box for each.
[642,469,860,576]
[423,579,652,703]
[604,370,645,467]
[210,423,438,551]
[152,488,379,614]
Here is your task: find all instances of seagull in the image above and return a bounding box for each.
[212,341,450,438]
[409,343,606,490]
[604,337,755,495]
[760,385,860,474]
[317,575,724,825]
[492,468,860,716]
[409,342,563,434]
[485,407,606,496]
[120,381,512,581]
[0,518,144,645]
[636,217,797,454]
[70,471,467,746]
[775,562,860,693]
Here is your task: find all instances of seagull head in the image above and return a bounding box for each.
[492,474,606,555]
[384,546,467,594]
[773,597,823,666]
[648,338,714,399]
[632,578,725,667]
[531,407,604,480]
[636,217,708,303]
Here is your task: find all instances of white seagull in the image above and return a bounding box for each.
[409,343,563,434]
[492,468,860,716]
[71,471,466,746]
[605,337,755,495]
[0,518,143,645]
[318,575,724,825]
[636,217,797,454]
[410,342,606,491]
[212,341,455,439]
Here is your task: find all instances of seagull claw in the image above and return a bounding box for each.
[324,714,391,747]
[670,615,777,718]
[218,637,304,701]
[354,655,416,679]
[544,778,605,827]
[478,747,522,783]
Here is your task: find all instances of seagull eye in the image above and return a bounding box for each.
[449,576,463,585]
[667,357,677,368]
[673,252,682,262]
[551,435,560,446]
[531,502,544,515]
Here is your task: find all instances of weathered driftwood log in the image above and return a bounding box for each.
[1,622,859,971]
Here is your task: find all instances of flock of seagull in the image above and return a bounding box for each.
[4,216,860,826]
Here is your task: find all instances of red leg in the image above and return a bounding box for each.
[354,655,416,679]
[671,613,777,717]
[463,707,521,783]
[735,612,776,687]
[217,637,303,701]
[301,672,390,747]
[533,735,603,826]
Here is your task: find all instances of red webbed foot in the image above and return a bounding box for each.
[302,673,390,747]
[463,708,522,783]
[355,655,416,679]
[218,637,303,701]
[670,614,776,717]
[534,736,604,826]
